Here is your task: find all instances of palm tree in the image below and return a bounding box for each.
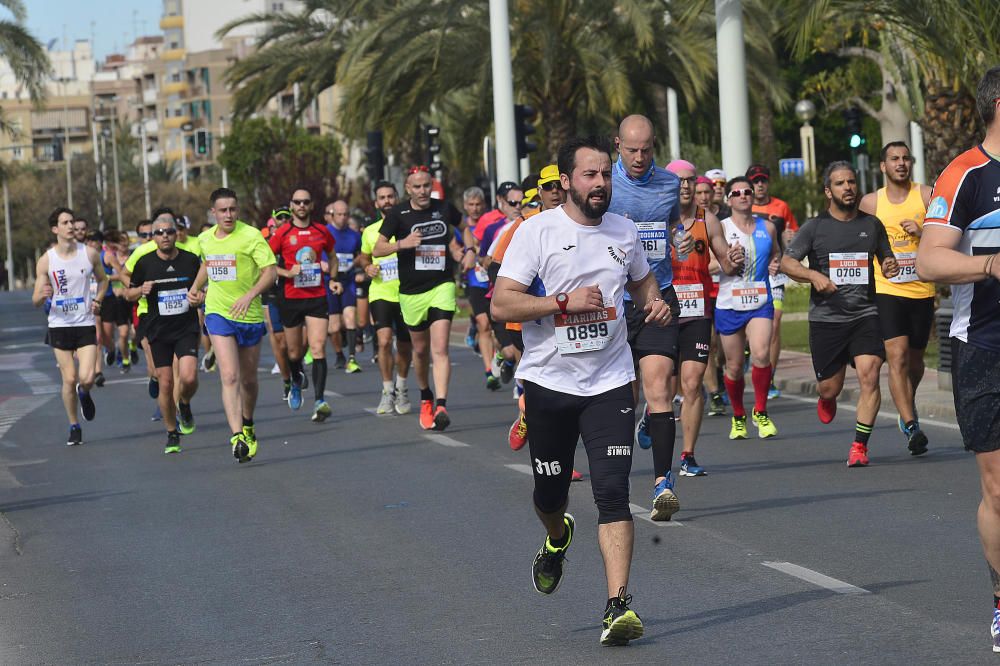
[0,0,50,137]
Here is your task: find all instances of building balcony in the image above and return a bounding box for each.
[162,115,191,129]
[161,48,186,62]
[159,15,184,29]
[143,118,159,134]
[162,81,189,95]
[142,88,157,104]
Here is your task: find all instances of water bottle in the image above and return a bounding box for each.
[673,224,688,262]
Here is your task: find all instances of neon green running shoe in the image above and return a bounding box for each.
[164,431,182,454]
[531,513,575,595]
[345,357,362,374]
[601,587,644,646]
[177,401,195,435]
[729,415,748,440]
[303,349,313,365]
[752,409,777,438]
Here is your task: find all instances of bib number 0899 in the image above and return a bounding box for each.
[563,322,609,341]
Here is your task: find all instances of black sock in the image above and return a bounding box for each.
[313,357,327,401]
[854,421,873,446]
[289,358,303,379]
[346,329,357,356]
[549,523,570,549]
[242,417,253,428]
[420,387,434,402]
[649,411,676,478]
[905,419,918,432]
[436,398,447,408]
[715,364,724,389]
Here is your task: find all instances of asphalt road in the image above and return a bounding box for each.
[0,290,994,664]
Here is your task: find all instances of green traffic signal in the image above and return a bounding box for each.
[849,134,863,149]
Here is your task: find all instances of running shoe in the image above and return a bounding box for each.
[376,389,395,415]
[311,400,332,423]
[105,347,115,366]
[432,406,450,431]
[531,513,574,595]
[334,354,346,370]
[120,359,131,374]
[151,405,162,421]
[363,328,374,345]
[847,442,869,467]
[231,432,252,463]
[651,472,680,521]
[201,349,216,372]
[67,424,82,446]
[767,383,781,399]
[512,381,524,401]
[708,392,726,416]
[509,413,527,451]
[679,452,706,477]
[177,402,196,435]
[297,368,309,390]
[282,380,291,402]
[601,587,644,646]
[270,362,280,375]
[288,382,303,411]
[94,372,105,388]
[903,423,929,456]
[500,360,515,384]
[394,388,412,415]
[419,399,435,429]
[148,376,159,400]
[728,415,748,440]
[242,423,257,447]
[752,409,777,438]
[742,347,750,374]
[345,357,362,374]
[129,344,139,365]
[634,404,652,449]
[817,397,837,424]
[77,384,96,421]
[991,608,1000,653]
[492,352,503,377]
[571,470,584,482]
[465,331,477,352]
[486,373,502,391]
[164,431,182,454]
[304,350,313,365]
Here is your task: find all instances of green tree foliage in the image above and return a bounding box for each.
[217,117,344,225]
[0,0,49,140]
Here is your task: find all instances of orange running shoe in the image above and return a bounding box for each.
[817,397,837,424]
[419,400,435,430]
[432,405,451,431]
[509,413,527,451]
[847,442,869,467]
[571,469,584,482]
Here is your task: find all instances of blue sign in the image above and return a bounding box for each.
[779,158,805,177]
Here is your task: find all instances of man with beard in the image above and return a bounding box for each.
[269,187,337,421]
[360,181,413,415]
[492,135,671,646]
[374,166,475,431]
[859,142,933,455]
[608,114,685,521]
[781,162,899,467]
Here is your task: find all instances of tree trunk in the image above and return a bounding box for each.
[539,101,575,164]
[756,101,777,170]
[921,79,981,180]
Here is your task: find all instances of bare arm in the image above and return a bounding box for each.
[374,233,416,258]
[780,254,837,295]
[32,254,51,307]
[705,217,740,275]
[491,276,603,324]
[858,192,877,216]
[89,247,109,307]
[917,224,999,283]
[626,271,672,325]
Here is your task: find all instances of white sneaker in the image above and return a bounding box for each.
[394,387,411,415]
[270,362,280,374]
[376,389,395,415]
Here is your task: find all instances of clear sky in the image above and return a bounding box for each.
[24,0,162,62]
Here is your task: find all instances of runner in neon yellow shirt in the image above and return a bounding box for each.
[189,187,276,463]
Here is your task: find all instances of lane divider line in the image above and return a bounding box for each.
[505,463,532,475]
[779,393,959,432]
[422,434,470,448]
[629,502,683,527]
[762,561,870,595]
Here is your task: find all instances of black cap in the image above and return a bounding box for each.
[496,181,520,198]
[746,164,770,181]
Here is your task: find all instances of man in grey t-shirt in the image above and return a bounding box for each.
[781,161,899,468]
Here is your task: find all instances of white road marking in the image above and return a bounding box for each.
[2,342,46,350]
[0,326,38,334]
[0,396,49,441]
[422,433,470,448]
[779,393,960,431]
[505,463,532,475]
[629,502,683,527]
[762,561,870,595]
[18,370,59,395]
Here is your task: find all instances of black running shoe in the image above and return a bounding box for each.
[177,402,195,435]
[67,424,82,446]
[601,587,644,646]
[531,514,575,595]
[334,354,346,370]
[94,372,105,388]
[77,384,96,421]
[164,430,182,454]
[906,425,929,456]
[500,360,515,384]
[148,376,159,399]
[298,369,309,390]
[130,347,139,365]
[105,348,115,366]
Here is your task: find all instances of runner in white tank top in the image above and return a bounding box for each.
[32,207,108,446]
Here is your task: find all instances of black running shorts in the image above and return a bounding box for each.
[48,325,97,351]
[467,286,491,317]
[370,299,411,343]
[524,381,635,525]
[809,316,885,380]
[677,318,713,365]
[625,286,680,362]
[279,296,328,329]
[149,332,200,369]
[953,339,1000,453]
[875,294,935,349]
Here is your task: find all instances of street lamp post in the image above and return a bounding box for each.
[90,117,104,228]
[139,120,151,218]
[488,0,518,184]
[3,176,12,291]
[57,78,73,208]
[180,121,193,192]
[109,105,123,230]
[795,99,817,217]
[715,0,752,177]
[219,116,228,189]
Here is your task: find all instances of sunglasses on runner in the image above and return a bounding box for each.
[506,199,523,207]
[539,182,559,192]
[152,228,177,237]
[727,188,753,199]
[291,199,311,206]
[137,231,153,239]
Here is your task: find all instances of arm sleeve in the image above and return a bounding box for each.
[251,232,277,268]
[130,258,145,285]
[380,211,400,240]
[874,218,893,261]
[360,228,374,255]
[496,224,541,287]
[925,159,973,229]
[784,219,815,260]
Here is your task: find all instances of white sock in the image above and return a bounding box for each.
[382,380,393,393]
[395,376,407,391]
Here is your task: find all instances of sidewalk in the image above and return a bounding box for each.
[774,349,956,423]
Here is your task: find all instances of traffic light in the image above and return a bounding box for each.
[425,125,441,171]
[845,108,865,149]
[195,129,208,156]
[365,130,385,182]
[514,104,537,159]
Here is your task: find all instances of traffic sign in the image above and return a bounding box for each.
[779,158,805,177]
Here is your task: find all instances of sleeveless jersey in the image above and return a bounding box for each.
[717,216,772,311]
[873,183,934,298]
[671,207,713,319]
[47,243,95,328]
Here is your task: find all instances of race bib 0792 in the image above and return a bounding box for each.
[829,252,868,285]
[889,251,918,283]
[206,254,237,282]
[336,252,354,275]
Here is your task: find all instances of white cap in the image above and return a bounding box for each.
[705,168,726,181]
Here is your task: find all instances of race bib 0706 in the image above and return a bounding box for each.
[829,252,868,285]
[675,283,705,318]
[636,221,667,261]
[294,261,322,288]
[415,245,446,271]
[157,288,190,316]
[554,298,619,354]
[206,254,237,282]
[889,251,918,283]
[729,281,768,311]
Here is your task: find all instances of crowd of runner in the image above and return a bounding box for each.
[29,65,1000,651]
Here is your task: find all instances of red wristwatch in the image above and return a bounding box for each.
[556,292,569,315]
